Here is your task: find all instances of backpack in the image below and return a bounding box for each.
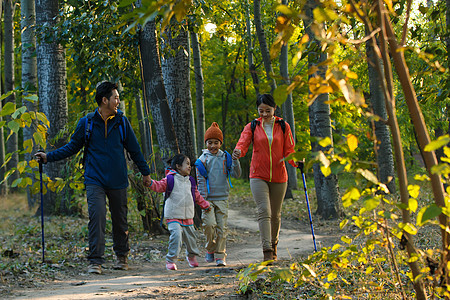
[160,172,196,226]
[82,112,127,166]
[194,150,234,194]
[251,118,286,142]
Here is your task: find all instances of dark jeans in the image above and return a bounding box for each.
[86,185,129,265]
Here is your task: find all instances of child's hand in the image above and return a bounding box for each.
[232,149,241,160]
[143,175,152,187]
[204,204,212,212]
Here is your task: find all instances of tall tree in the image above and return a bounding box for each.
[21,0,38,207]
[304,0,341,219]
[245,0,259,94]
[4,0,19,190]
[138,19,180,233]
[36,0,73,215]
[280,0,298,194]
[0,0,6,196]
[365,32,396,193]
[162,20,196,161]
[254,0,276,92]
[138,19,179,161]
[190,30,205,156]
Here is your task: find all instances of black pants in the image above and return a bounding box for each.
[86,185,129,265]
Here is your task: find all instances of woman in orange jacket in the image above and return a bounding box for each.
[232,94,296,262]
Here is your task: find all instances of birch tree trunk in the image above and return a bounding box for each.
[190,31,205,156]
[138,19,179,162]
[365,31,396,193]
[36,0,73,215]
[161,21,196,161]
[254,0,276,92]
[304,0,341,219]
[21,0,39,207]
[0,0,7,196]
[5,0,19,191]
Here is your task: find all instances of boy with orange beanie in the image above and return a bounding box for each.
[195,122,241,266]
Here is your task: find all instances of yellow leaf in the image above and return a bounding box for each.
[327,271,337,281]
[408,184,420,199]
[29,159,38,168]
[341,236,352,244]
[318,137,332,148]
[321,166,331,177]
[409,198,418,213]
[346,71,358,79]
[17,161,27,174]
[347,134,358,152]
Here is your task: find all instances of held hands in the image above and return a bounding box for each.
[34,152,47,164]
[143,175,152,187]
[232,149,241,160]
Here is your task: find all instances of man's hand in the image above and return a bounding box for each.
[143,175,152,187]
[232,149,241,160]
[297,160,304,172]
[34,152,47,164]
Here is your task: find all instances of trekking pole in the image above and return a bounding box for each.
[38,151,45,263]
[298,162,317,252]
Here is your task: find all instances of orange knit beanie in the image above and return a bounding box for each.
[204,122,223,143]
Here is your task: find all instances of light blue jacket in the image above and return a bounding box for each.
[196,149,241,201]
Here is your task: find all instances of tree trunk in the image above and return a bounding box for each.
[161,20,196,161]
[365,30,396,193]
[21,0,39,208]
[190,31,205,156]
[0,0,7,196]
[138,19,179,164]
[4,0,19,191]
[253,0,276,93]
[304,0,341,219]
[245,0,259,94]
[134,89,151,160]
[280,0,298,195]
[36,0,74,215]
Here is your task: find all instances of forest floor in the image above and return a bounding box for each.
[1,184,344,299]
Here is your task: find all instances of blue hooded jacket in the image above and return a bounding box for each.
[47,108,150,189]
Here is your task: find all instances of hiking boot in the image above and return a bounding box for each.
[113,256,128,270]
[263,249,274,264]
[88,264,102,274]
[186,256,199,268]
[272,242,278,261]
[166,261,177,270]
[205,252,215,263]
[215,258,226,267]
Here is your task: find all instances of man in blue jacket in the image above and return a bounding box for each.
[35,81,151,274]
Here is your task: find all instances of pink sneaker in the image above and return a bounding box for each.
[186,256,199,267]
[166,261,177,270]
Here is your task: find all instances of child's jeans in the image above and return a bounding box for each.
[166,222,200,263]
[202,200,228,259]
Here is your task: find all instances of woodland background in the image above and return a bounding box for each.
[0,0,449,298]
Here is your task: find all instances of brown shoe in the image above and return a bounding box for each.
[263,249,274,263]
[272,243,278,261]
[88,264,102,274]
[113,256,128,270]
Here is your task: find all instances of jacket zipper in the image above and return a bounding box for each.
[262,118,275,182]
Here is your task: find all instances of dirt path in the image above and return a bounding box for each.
[12,209,320,299]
